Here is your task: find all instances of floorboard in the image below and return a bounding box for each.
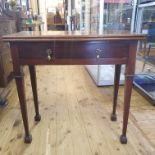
[0,65,155,155]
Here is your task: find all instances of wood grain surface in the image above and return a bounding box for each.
[0,64,155,154]
[2,31,146,42]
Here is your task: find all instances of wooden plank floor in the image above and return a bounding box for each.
[0,65,155,155]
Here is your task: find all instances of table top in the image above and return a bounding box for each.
[2,31,146,42]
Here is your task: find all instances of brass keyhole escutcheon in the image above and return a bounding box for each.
[96,48,102,59]
[46,49,52,61]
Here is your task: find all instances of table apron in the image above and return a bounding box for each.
[18,57,127,65]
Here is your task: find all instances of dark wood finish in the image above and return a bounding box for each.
[29,65,41,121]
[2,31,146,144]
[11,43,32,143]
[2,31,146,41]
[120,43,137,144]
[15,75,32,143]
[111,64,121,121]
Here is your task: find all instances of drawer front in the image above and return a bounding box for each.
[54,41,128,59]
[18,42,52,59]
[18,41,129,65]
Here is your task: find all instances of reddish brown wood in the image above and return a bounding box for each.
[3,31,146,144]
[15,75,32,143]
[29,65,41,121]
[17,41,128,59]
[2,31,146,42]
[120,43,137,144]
[10,44,32,143]
[18,58,127,65]
[111,64,121,121]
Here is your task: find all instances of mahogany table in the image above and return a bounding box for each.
[2,31,146,144]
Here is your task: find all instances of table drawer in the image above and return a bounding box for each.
[18,41,128,62]
[18,42,52,59]
[55,41,128,59]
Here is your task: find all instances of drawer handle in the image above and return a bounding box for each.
[96,48,102,59]
[46,49,52,61]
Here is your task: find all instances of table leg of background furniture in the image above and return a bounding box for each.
[29,65,41,121]
[15,67,32,143]
[120,44,137,144]
[111,64,121,121]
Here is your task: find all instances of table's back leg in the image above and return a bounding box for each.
[29,65,41,121]
[15,70,32,143]
[111,64,121,121]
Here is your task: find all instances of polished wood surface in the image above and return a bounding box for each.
[3,31,146,41]
[2,31,146,144]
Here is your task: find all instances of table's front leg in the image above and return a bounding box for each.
[111,64,121,121]
[15,67,32,143]
[120,73,134,144]
[120,44,137,144]
[29,65,41,121]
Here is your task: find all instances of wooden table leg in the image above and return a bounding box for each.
[29,65,41,121]
[120,44,137,144]
[111,64,121,121]
[120,74,134,144]
[15,68,32,143]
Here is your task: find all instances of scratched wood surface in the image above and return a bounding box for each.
[0,64,155,155]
